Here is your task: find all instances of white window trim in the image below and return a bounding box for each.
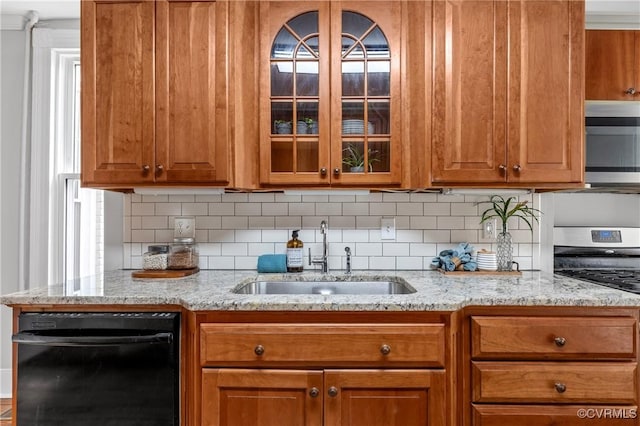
[29,28,79,286]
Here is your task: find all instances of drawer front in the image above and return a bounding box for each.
[471,316,637,360]
[473,405,639,426]
[472,362,638,404]
[200,323,445,367]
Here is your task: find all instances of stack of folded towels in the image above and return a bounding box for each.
[431,242,478,272]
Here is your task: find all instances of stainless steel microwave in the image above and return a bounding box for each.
[585,102,640,186]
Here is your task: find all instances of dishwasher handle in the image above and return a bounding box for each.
[12,331,173,347]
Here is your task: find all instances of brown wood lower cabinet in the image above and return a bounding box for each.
[473,405,639,426]
[201,368,445,426]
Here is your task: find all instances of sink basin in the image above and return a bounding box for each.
[232,278,416,295]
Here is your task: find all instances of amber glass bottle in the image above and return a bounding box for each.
[286,230,304,272]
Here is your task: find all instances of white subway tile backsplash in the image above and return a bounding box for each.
[222,216,248,229]
[122,193,540,271]
[196,216,222,230]
[168,195,195,203]
[249,216,275,229]
[209,230,235,243]
[208,202,235,216]
[141,216,168,229]
[437,216,465,230]
[182,203,208,216]
[156,203,182,216]
[275,216,302,229]
[382,243,410,256]
[132,203,155,216]
[370,202,396,216]
[263,203,288,216]
[235,230,262,243]
[356,242,383,256]
[235,203,262,216]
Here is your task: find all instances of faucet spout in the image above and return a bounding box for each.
[309,220,329,273]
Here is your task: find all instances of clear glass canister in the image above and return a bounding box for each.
[143,245,169,270]
[168,238,199,269]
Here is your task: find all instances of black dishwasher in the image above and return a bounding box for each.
[12,312,180,426]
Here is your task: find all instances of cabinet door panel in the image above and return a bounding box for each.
[202,369,323,426]
[507,0,584,183]
[473,404,639,426]
[432,0,507,183]
[156,0,229,184]
[472,361,637,404]
[81,0,155,186]
[586,30,637,100]
[324,370,446,426]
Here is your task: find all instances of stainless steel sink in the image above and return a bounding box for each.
[232,278,416,295]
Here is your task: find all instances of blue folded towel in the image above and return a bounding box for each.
[257,254,287,273]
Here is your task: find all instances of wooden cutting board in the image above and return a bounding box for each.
[131,267,200,279]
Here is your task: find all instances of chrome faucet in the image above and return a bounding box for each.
[344,246,351,274]
[309,220,328,273]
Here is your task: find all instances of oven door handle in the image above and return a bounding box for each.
[12,331,173,346]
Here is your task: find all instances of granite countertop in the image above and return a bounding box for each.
[2,269,640,311]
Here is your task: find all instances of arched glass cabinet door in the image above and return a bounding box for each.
[261,3,331,185]
[331,4,401,185]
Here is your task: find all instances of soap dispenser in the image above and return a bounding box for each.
[286,230,304,272]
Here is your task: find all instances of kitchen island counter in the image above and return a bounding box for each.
[3,269,640,310]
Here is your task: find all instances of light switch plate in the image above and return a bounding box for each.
[381,217,396,240]
[174,216,195,239]
[483,218,497,239]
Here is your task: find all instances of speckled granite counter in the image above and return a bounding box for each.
[3,270,640,311]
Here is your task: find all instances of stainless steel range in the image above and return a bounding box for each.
[554,227,640,293]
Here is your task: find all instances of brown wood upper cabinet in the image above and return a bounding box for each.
[81,0,229,188]
[586,30,640,100]
[258,2,409,187]
[431,0,584,186]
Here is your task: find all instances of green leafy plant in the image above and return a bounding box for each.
[342,144,379,171]
[477,195,542,233]
[301,117,314,125]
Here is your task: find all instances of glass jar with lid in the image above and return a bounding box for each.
[143,245,169,270]
[168,237,199,269]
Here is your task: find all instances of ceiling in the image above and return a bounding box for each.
[0,0,638,22]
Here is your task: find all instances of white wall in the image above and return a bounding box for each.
[0,24,27,398]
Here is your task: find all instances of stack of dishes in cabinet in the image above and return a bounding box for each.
[476,250,497,271]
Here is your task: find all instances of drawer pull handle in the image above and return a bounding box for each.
[554,382,567,393]
[309,387,320,398]
[254,345,265,356]
[328,386,338,397]
[380,344,391,355]
[554,337,566,347]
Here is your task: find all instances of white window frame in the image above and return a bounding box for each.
[29,28,80,285]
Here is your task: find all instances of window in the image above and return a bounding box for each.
[29,28,103,287]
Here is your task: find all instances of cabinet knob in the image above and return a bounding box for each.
[513,164,522,172]
[554,336,566,347]
[156,164,164,174]
[380,344,391,355]
[498,164,507,172]
[309,387,320,398]
[626,87,636,95]
[254,345,265,356]
[142,165,151,172]
[554,382,567,393]
[327,386,338,397]
[333,168,341,176]
[320,167,327,176]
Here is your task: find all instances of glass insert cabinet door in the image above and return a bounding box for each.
[259,2,401,186]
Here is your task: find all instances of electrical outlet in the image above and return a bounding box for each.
[174,216,195,239]
[483,218,497,239]
[381,217,396,240]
